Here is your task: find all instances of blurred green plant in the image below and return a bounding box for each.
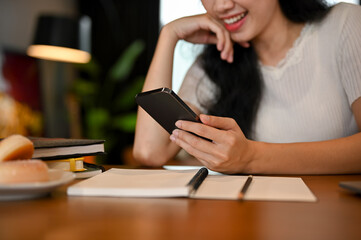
[71,40,145,163]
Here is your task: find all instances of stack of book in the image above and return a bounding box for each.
[30,137,106,179]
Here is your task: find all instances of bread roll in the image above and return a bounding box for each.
[0,135,34,162]
[0,160,49,184]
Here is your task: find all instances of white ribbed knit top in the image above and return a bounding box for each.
[178,3,361,143]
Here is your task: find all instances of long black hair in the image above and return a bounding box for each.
[199,0,330,139]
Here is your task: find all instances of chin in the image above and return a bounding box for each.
[231,33,251,45]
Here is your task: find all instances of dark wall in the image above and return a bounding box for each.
[78,0,159,72]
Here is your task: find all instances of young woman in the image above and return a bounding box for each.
[133,0,361,174]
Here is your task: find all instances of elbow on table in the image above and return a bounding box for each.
[132,147,168,167]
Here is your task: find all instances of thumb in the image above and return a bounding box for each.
[199,114,239,131]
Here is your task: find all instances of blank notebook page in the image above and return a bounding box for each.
[193,175,317,202]
[67,168,198,197]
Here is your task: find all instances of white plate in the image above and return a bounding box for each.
[0,169,75,201]
[163,165,224,175]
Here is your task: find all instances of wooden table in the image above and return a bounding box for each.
[0,168,361,240]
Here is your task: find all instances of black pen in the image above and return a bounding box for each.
[238,175,253,201]
[187,167,208,195]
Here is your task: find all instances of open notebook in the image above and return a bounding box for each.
[67,168,317,202]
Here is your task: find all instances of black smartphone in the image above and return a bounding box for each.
[135,87,200,134]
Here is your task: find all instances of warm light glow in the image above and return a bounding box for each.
[27,45,91,64]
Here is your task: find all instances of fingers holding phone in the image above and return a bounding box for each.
[170,115,253,174]
[135,88,253,173]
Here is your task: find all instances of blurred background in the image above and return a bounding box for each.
[0,0,359,165]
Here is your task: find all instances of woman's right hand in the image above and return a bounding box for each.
[165,14,234,63]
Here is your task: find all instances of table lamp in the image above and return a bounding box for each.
[27,15,91,64]
[26,15,91,138]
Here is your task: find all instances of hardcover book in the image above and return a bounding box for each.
[29,137,105,160]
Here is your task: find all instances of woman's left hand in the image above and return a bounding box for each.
[170,114,255,174]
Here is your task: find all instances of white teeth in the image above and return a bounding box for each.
[224,12,246,25]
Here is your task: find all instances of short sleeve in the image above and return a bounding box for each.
[177,57,218,113]
[338,4,361,106]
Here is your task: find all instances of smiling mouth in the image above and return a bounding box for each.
[223,12,248,25]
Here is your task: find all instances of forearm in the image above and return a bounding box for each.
[142,25,178,91]
[133,26,181,165]
[248,133,361,174]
